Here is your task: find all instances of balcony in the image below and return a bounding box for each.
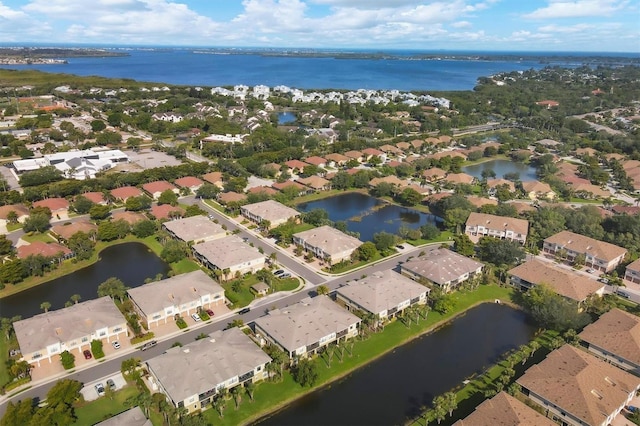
[239,370,255,382]
[337,329,348,338]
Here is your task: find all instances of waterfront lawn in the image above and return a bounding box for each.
[73,385,140,425]
[171,258,201,274]
[405,230,453,247]
[207,284,514,426]
[0,335,11,391]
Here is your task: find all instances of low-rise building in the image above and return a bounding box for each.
[543,230,627,273]
[127,270,224,329]
[336,270,429,322]
[174,176,204,193]
[254,296,360,359]
[517,344,640,426]
[146,327,271,414]
[14,296,127,366]
[240,200,300,229]
[150,204,185,221]
[293,225,362,265]
[296,175,331,191]
[192,235,265,278]
[578,308,640,373]
[400,248,483,292]
[110,186,143,202]
[162,215,226,244]
[522,180,556,200]
[95,406,151,426]
[453,391,557,426]
[33,197,69,220]
[624,258,640,284]
[508,259,605,304]
[201,171,224,188]
[51,220,98,242]
[142,181,179,199]
[17,241,73,261]
[465,212,529,244]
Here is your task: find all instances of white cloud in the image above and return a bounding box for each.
[451,20,472,28]
[538,23,593,33]
[523,0,629,19]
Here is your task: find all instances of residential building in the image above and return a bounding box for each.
[522,180,556,200]
[508,259,605,304]
[111,211,146,225]
[304,156,327,168]
[336,270,429,322]
[254,296,360,359]
[369,175,406,188]
[486,178,516,192]
[400,248,483,292]
[624,258,640,284]
[149,204,185,220]
[110,186,143,202]
[142,181,179,199]
[344,150,364,162]
[465,212,529,244]
[33,197,69,220]
[162,215,226,244]
[95,406,151,426]
[517,345,640,426]
[443,172,475,185]
[192,235,266,278]
[240,200,300,229]
[217,191,247,205]
[201,171,223,188]
[325,153,349,167]
[14,296,127,366]
[17,241,73,261]
[421,167,447,182]
[543,230,627,273]
[51,220,97,242]
[453,391,557,426]
[284,159,309,174]
[0,203,29,232]
[78,192,106,205]
[174,176,204,193]
[127,270,224,329]
[147,327,271,414]
[296,175,331,191]
[13,149,128,180]
[578,308,640,373]
[293,225,362,265]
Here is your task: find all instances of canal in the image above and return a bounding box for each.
[256,303,535,426]
[297,192,439,242]
[0,242,170,319]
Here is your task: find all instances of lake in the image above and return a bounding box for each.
[462,159,538,182]
[256,303,535,426]
[0,242,170,319]
[296,192,439,242]
[278,112,296,124]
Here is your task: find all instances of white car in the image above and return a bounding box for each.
[95,383,105,396]
[191,313,201,322]
[112,341,120,350]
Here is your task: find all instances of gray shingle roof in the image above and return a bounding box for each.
[162,215,225,243]
[401,248,483,286]
[192,235,265,270]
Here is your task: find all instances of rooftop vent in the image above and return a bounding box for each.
[590,389,603,400]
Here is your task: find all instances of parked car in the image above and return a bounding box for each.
[205,309,214,317]
[586,268,595,273]
[239,307,251,315]
[191,313,201,322]
[616,290,630,299]
[396,244,405,250]
[141,340,158,351]
[273,269,285,276]
[94,383,105,396]
[106,379,116,391]
[83,350,92,360]
[279,273,291,279]
[627,406,639,413]
[112,341,121,350]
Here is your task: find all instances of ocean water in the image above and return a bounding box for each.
[1,47,636,91]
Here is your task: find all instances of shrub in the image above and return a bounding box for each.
[176,317,188,329]
[91,339,105,359]
[60,350,75,370]
[130,332,155,345]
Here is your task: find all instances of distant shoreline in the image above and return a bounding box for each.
[0,47,128,65]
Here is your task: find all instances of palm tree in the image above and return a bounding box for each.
[316,285,329,296]
[529,341,540,358]
[70,294,81,305]
[244,381,255,401]
[444,391,458,417]
[432,395,447,424]
[230,385,242,409]
[40,301,51,313]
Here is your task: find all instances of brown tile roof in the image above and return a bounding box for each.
[110,186,143,201]
[429,151,467,160]
[361,148,384,157]
[325,153,349,163]
[422,167,447,181]
[174,176,203,188]
[394,142,410,151]
[284,160,309,171]
[517,345,640,426]
[466,196,498,208]
[344,150,363,159]
[51,221,98,241]
[509,202,536,214]
[33,198,69,212]
[271,181,306,192]
[111,211,146,224]
[369,175,407,187]
[522,180,553,194]
[571,183,611,198]
[17,241,72,259]
[78,192,105,204]
[444,173,474,185]
[201,171,223,185]
[247,186,278,196]
[454,391,557,426]
[0,204,29,219]
[217,191,247,204]
[143,180,177,195]
[486,179,515,191]
[508,259,604,302]
[297,176,330,190]
[466,212,529,237]
[544,230,627,263]
[579,308,640,366]
[304,156,326,166]
[627,258,640,274]
[150,204,185,220]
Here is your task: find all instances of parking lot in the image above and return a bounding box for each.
[80,372,127,402]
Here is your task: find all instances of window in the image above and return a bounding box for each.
[113,327,122,333]
[99,332,106,337]
[81,337,89,343]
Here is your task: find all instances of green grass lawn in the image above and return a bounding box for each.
[20,231,57,244]
[171,258,201,274]
[328,251,384,274]
[0,335,11,391]
[73,385,140,425]
[405,231,453,247]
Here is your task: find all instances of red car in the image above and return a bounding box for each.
[206,309,214,317]
[83,350,92,360]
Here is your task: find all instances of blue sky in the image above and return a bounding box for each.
[0,0,638,52]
